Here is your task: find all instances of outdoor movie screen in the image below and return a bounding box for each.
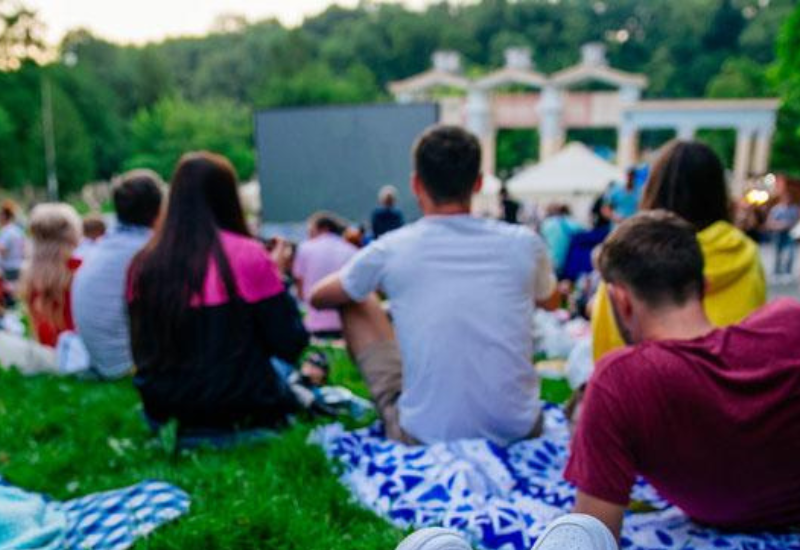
[255,103,439,224]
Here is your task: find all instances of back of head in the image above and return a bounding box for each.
[82,214,107,240]
[308,211,347,236]
[23,203,82,323]
[1,199,17,223]
[413,125,481,205]
[130,151,250,367]
[29,203,81,249]
[378,185,397,208]
[598,210,705,309]
[641,140,731,231]
[113,169,164,227]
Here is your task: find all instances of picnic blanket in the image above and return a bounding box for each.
[0,478,189,550]
[311,406,800,550]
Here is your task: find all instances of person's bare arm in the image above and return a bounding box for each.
[573,490,625,541]
[294,277,304,301]
[310,273,354,310]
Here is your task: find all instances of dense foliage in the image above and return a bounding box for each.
[0,0,798,195]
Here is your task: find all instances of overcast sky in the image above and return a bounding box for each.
[27,0,435,45]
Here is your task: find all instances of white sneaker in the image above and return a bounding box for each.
[396,528,473,550]
[532,514,617,550]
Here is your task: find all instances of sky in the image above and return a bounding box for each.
[26,0,435,45]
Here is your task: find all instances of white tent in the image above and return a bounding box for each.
[474,143,623,223]
[507,142,623,198]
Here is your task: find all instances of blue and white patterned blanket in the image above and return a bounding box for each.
[2,478,189,550]
[311,407,800,550]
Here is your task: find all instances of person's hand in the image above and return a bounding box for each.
[269,238,292,272]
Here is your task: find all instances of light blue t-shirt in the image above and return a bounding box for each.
[71,224,151,379]
[605,185,641,221]
[540,215,583,273]
[340,215,556,446]
[0,223,25,273]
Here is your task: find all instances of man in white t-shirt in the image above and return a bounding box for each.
[311,125,557,445]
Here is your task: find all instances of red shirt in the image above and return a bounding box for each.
[565,298,800,530]
[29,257,81,347]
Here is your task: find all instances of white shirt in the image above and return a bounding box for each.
[0,223,25,273]
[340,215,556,445]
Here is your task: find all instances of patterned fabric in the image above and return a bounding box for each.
[311,406,800,550]
[1,479,189,550]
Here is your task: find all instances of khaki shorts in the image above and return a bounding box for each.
[355,340,418,445]
[355,340,544,444]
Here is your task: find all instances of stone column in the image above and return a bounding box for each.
[676,123,696,141]
[466,88,495,175]
[617,121,639,170]
[752,126,774,175]
[538,85,565,161]
[733,127,755,196]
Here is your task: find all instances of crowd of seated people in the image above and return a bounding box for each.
[0,124,799,550]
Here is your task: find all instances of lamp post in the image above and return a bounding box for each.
[40,52,78,202]
[41,73,58,201]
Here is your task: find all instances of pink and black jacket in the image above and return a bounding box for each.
[128,231,309,431]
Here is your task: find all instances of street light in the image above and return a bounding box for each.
[40,51,78,202]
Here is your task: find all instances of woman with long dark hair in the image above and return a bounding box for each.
[592,140,766,362]
[128,151,308,432]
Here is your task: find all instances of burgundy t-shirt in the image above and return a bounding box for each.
[565,298,800,530]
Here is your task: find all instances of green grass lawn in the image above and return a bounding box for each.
[0,348,403,549]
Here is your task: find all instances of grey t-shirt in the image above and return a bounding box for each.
[71,224,151,379]
[341,215,556,445]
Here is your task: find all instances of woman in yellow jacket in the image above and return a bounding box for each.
[592,140,766,362]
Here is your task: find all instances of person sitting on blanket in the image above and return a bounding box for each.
[72,170,164,379]
[566,210,800,540]
[127,151,309,433]
[311,125,558,446]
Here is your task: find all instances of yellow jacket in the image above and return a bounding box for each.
[591,221,767,362]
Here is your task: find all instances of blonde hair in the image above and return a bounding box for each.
[20,203,82,333]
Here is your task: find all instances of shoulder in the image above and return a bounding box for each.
[741,298,800,327]
[219,230,284,300]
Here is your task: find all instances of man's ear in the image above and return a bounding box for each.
[410,172,424,200]
[607,283,633,319]
[472,173,484,195]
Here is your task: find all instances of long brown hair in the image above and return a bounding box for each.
[640,140,731,231]
[21,203,81,331]
[129,151,249,368]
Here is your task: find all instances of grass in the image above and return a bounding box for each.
[0,348,403,550]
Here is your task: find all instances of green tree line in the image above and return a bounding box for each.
[0,0,798,196]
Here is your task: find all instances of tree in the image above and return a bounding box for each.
[125,96,255,180]
[771,3,800,175]
[255,63,380,108]
[0,1,45,69]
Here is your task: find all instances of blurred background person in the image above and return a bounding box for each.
[602,168,640,225]
[73,213,107,260]
[371,185,404,239]
[765,173,800,283]
[499,185,521,224]
[0,200,26,287]
[20,203,82,347]
[292,211,357,339]
[540,203,583,279]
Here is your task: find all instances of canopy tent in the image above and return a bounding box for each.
[505,142,623,197]
[474,143,623,223]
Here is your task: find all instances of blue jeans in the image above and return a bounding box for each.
[775,232,796,275]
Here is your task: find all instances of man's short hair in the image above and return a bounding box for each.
[308,210,347,235]
[113,169,163,227]
[378,185,397,206]
[413,125,481,204]
[597,210,705,308]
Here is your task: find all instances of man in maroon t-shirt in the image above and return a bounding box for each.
[566,211,800,539]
